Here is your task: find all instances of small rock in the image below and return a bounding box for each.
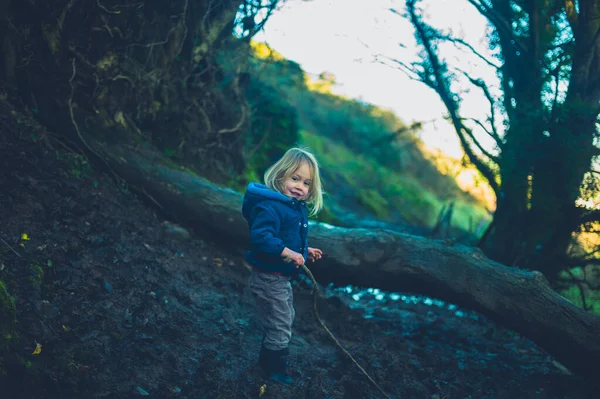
[37,300,60,318]
[102,280,113,293]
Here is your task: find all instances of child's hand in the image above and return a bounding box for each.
[308,247,323,262]
[281,247,305,267]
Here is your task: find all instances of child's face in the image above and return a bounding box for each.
[282,161,312,200]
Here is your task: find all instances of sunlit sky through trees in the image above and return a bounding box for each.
[255,0,500,159]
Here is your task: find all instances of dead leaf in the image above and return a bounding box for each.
[213,258,223,267]
[259,384,267,398]
[32,342,42,355]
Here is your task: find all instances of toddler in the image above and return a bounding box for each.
[242,147,324,384]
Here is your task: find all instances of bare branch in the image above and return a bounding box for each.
[461,71,504,147]
[237,0,282,39]
[458,121,499,162]
[376,54,421,81]
[432,32,501,70]
[461,117,502,158]
[251,2,279,37]
[218,104,246,134]
[463,117,492,136]
[0,237,21,258]
[97,0,121,14]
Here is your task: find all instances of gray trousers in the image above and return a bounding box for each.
[248,271,295,350]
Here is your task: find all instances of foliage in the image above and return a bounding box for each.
[249,44,409,168]
[558,266,600,315]
[356,189,390,219]
[55,151,91,179]
[229,73,301,190]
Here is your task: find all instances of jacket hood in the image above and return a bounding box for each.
[242,182,293,218]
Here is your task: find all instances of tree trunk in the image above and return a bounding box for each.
[406,1,600,279]
[98,142,600,380]
[495,1,600,276]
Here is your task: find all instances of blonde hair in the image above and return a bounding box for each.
[264,147,324,216]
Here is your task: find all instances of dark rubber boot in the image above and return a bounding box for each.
[258,346,293,385]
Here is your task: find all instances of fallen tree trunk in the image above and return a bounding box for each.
[100,143,600,379]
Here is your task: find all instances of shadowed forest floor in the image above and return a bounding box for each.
[0,110,596,398]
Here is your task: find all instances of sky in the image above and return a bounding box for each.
[254,0,499,159]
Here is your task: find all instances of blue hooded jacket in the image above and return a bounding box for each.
[242,182,309,276]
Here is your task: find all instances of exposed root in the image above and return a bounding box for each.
[97,0,121,15]
[174,0,189,58]
[217,104,246,134]
[68,58,120,183]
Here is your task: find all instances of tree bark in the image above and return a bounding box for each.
[99,142,600,380]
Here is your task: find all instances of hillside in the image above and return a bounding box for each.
[237,42,493,239]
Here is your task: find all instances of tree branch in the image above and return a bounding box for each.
[98,141,600,380]
[467,0,530,55]
[451,120,499,194]
[432,32,501,70]
[566,256,600,267]
[565,270,591,311]
[579,209,600,226]
[237,0,281,38]
[460,118,501,161]
[376,54,421,82]
[407,0,500,195]
[549,54,570,122]
[461,71,504,148]
[462,123,498,162]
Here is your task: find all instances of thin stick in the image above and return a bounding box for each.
[301,265,393,399]
[1,238,21,257]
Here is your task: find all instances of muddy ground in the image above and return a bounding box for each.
[0,105,596,398]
